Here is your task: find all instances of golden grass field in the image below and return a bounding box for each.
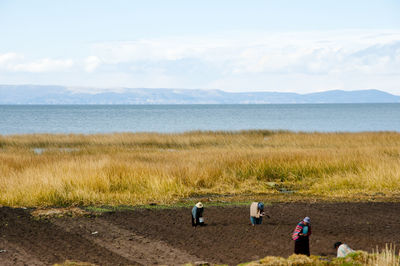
[0,130,399,207]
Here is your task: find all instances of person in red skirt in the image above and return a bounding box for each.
[292,217,311,256]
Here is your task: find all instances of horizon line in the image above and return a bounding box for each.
[1,84,399,96]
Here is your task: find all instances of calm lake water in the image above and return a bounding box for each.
[1,104,400,135]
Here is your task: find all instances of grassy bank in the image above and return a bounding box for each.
[0,130,399,207]
[243,245,399,265]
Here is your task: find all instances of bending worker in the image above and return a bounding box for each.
[292,216,312,256]
[191,202,204,227]
[250,202,265,226]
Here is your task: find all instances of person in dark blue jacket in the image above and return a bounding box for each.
[191,202,204,227]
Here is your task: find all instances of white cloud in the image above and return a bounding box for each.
[0,54,75,73]
[84,56,101,72]
[9,58,74,72]
[0,53,23,65]
[1,30,400,94]
[90,30,400,77]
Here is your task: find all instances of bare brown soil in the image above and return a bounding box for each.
[0,202,399,265]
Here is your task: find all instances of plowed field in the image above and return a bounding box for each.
[1,202,399,265]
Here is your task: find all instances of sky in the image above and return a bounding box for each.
[0,0,400,95]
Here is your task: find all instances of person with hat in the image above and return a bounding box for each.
[191,202,204,227]
[292,216,312,256]
[334,242,355,258]
[250,202,265,226]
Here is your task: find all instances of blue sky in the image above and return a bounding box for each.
[0,0,399,94]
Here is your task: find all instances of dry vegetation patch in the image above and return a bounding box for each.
[54,261,96,266]
[248,246,399,265]
[31,207,89,218]
[0,131,399,206]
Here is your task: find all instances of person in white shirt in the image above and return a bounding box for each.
[334,242,355,258]
[250,202,265,226]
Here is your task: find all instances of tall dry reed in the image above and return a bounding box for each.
[0,131,399,206]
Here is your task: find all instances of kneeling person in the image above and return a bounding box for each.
[334,242,355,258]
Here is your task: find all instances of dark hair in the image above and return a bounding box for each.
[334,242,342,249]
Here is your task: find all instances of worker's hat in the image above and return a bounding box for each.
[195,202,203,208]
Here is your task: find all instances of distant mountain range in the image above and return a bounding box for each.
[0,85,399,104]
